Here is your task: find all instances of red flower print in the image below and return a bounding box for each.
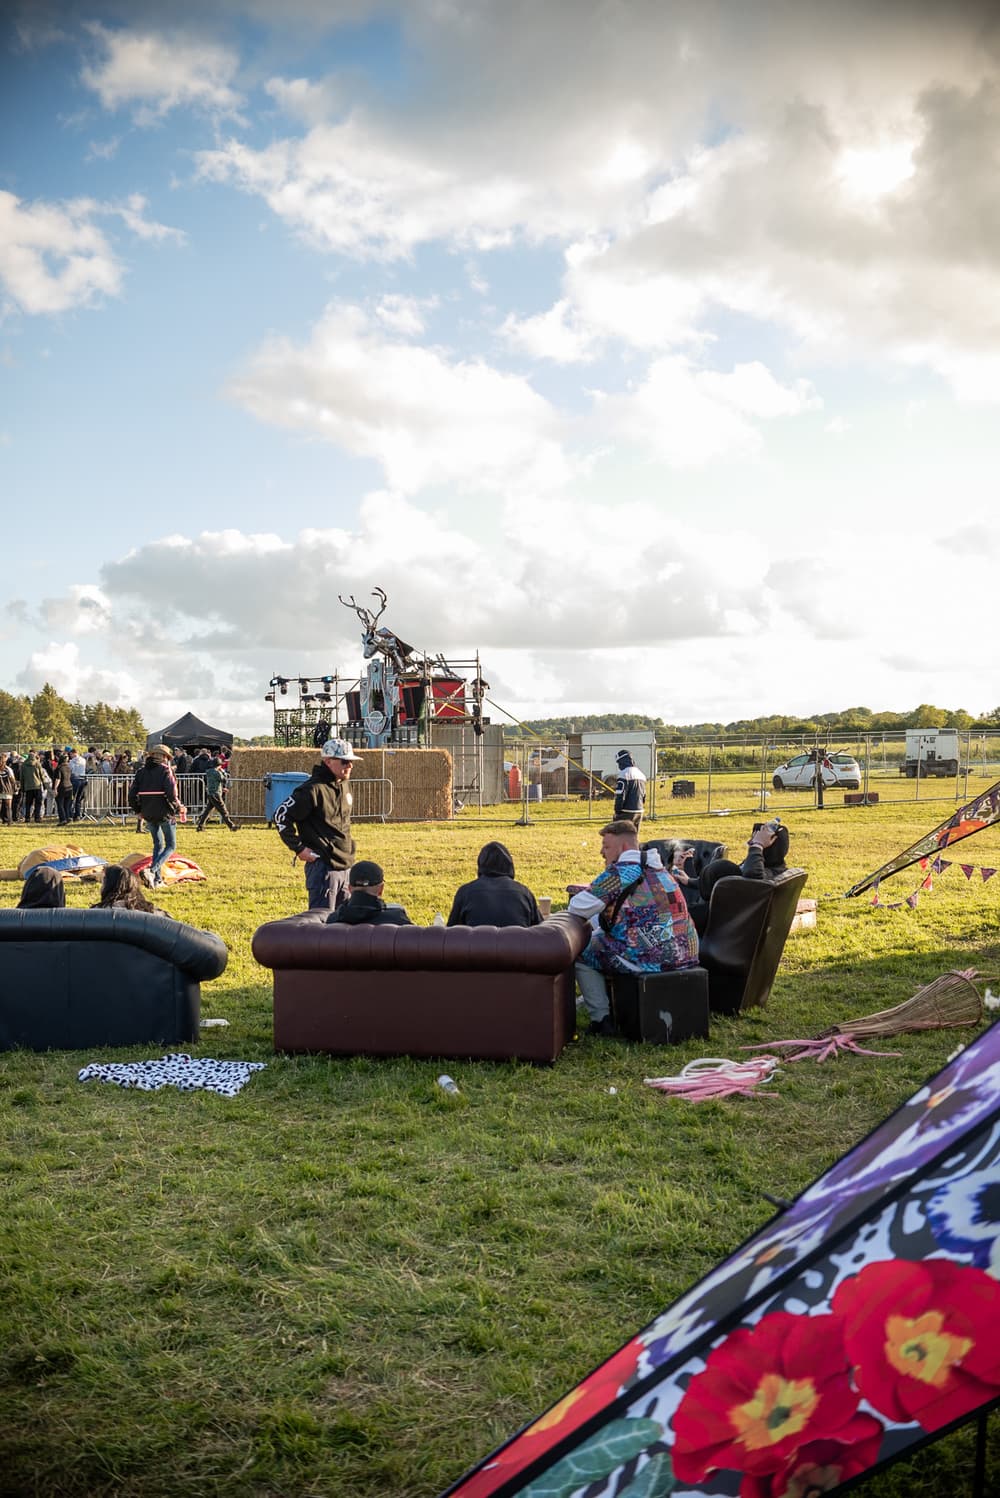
[740,1415,883,1497]
[672,1312,861,1482]
[450,1335,646,1496]
[833,1259,1000,1432]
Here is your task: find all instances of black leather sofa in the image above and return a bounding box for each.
[0,909,228,1051]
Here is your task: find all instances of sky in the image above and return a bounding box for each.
[2,0,999,739]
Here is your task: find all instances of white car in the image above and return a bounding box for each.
[771,752,862,792]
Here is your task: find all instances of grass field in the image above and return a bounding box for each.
[2,791,1000,1497]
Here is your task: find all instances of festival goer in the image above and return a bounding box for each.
[91,865,159,913]
[447,841,542,928]
[697,821,791,905]
[128,744,183,888]
[18,865,66,909]
[69,746,89,821]
[614,750,646,830]
[196,755,238,831]
[0,752,15,824]
[274,736,357,910]
[569,819,698,1036]
[54,751,74,826]
[19,751,47,824]
[325,860,412,926]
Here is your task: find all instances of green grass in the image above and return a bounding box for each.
[2,799,1000,1497]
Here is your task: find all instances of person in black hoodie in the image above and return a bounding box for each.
[18,866,66,908]
[325,861,411,926]
[274,736,357,910]
[447,841,542,928]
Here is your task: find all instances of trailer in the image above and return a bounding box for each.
[900,727,960,778]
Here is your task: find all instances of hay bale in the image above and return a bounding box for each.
[228,747,452,822]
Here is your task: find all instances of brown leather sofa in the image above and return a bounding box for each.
[699,867,808,1014]
[252,910,592,1063]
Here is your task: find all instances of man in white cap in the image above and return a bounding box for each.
[274,736,358,909]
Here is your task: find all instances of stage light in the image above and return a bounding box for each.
[265,692,275,703]
[299,678,310,694]
[322,675,333,686]
[279,681,288,695]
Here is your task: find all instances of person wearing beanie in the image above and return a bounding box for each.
[446,841,542,928]
[18,866,67,909]
[274,736,358,910]
[325,860,412,927]
[613,750,646,831]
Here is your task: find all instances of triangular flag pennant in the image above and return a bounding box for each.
[982,868,996,883]
[939,859,952,872]
[931,857,943,874]
[961,864,975,880]
[922,875,933,890]
[906,892,920,909]
[919,857,929,869]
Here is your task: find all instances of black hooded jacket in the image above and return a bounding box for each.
[274,761,355,869]
[447,842,542,928]
[18,866,66,909]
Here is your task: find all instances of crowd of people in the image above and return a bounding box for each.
[9,735,791,1038]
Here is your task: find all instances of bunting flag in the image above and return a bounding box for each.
[962,864,975,880]
[870,856,997,910]
[845,780,1000,897]
[984,868,997,883]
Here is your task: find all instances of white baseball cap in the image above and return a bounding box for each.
[321,737,358,761]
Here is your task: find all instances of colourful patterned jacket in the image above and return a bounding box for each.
[578,851,699,974]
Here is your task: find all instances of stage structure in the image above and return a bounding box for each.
[263,589,498,805]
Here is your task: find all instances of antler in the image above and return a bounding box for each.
[338,593,374,629]
[370,587,388,625]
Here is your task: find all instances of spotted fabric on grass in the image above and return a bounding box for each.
[78,1053,265,1096]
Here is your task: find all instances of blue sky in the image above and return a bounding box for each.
[2,0,999,737]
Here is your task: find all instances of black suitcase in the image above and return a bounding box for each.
[608,967,710,1044]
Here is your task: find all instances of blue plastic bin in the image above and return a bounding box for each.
[264,771,310,825]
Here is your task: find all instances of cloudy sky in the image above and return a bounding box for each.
[2,0,999,737]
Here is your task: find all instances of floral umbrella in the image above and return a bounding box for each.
[442,1021,1000,1498]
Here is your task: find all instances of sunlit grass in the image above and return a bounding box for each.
[1,794,999,1496]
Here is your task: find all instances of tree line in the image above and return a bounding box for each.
[506,705,1000,740]
[0,683,147,750]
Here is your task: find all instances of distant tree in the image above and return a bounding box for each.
[0,691,37,746]
[31,682,74,745]
[907,704,950,728]
[947,709,976,730]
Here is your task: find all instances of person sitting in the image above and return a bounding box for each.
[447,841,542,928]
[325,861,412,927]
[18,866,66,909]
[697,820,791,906]
[91,865,160,913]
[569,820,698,1035]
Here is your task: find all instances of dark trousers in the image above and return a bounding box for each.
[304,860,350,911]
[197,793,236,830]
[71,776,87,819]
[22,789,42,822]
[56,788,74,824]
[0,797,11,824]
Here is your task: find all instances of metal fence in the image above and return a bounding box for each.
[31,774,394,826]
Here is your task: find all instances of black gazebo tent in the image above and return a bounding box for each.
[146,712,234,752]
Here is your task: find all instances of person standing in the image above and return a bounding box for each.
[69,746,89,821]
[128,744,183,888]
[19,751,47,824]
[0,753,15,824]
[54,751,74,826]
[274,737,357,910]
[614,750,647,831]
[196,755,238,831]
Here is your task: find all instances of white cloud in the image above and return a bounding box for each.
[15,641,142,707]
[597,357,820,467]
[0,191,120,314]
[0,190,183,316]
[80,23,244,124]
[373,293,435,335]
[226,302,572,495]
[500,298,595,364]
